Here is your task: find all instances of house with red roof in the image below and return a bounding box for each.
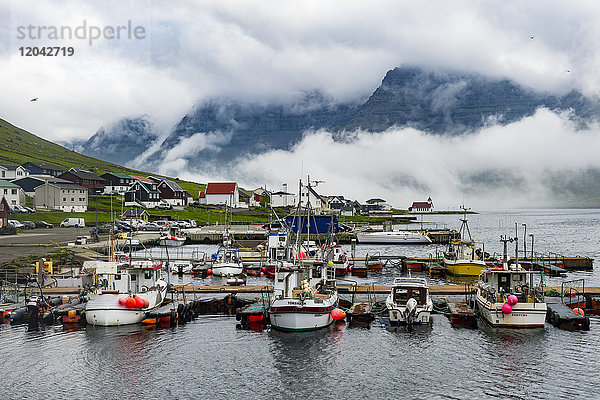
[202,182,240,208]
[408,197,434,213]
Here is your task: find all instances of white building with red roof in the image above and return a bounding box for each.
[202,182,240,208]
[408,197,434,213]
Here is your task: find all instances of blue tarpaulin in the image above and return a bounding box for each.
[284,215,338,234]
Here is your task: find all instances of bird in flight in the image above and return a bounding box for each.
[30,98,38,102]
[530,35,534,40]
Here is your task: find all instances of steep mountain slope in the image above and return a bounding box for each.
[79,116,159,166]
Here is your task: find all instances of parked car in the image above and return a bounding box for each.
[34,221,54,228]
[8,220,25,229]
[139,222,162,231]
[21,221,36,229]
[23,206,36,213]
[176,220,192,228]
[156,201,173,210]
[12,205,30,213]
[115,220,133,232]
[179,219,197,228]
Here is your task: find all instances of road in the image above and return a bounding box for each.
[0,227,88,264]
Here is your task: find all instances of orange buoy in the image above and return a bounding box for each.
[126,297,137,308]
[573,308,585,317]
[67,309,77,319]
[134,296,145,308]
[141,318,157,324]
[331,308,346,321]
[248,314,264,323]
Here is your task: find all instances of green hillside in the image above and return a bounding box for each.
[0,117,204,197]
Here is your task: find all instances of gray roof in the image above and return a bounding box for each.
[63,170,105,182]
[0,164,22,171]
[161,178,184,192]
[13,175,71,184]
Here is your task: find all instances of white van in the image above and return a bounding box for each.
[60,218,85,228]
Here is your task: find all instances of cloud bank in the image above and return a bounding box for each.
[2,0,600,142]
[165,109,600,209]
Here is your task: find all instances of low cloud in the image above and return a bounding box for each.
[172,108,600,209]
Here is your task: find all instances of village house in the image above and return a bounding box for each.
[408,197,434,213]
[0,180,26,207]
[34,182,88,212]
[202,182,240,208]
[59,168,106,194]
[270,183,297,208]
[121,209,150,222]
[21,161,63,177]
[101,172,136,195]
[300,184,323,213]
[148,176,189,206]
[249,188,268,207]
[12,176,73,197]
[124,179,160,208]
[0,164,29,180]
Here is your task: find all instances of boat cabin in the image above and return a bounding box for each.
[274,262,336,299]
[83,261,163,294]
[390,278,429,306]
[267,232,293,261]
[445,240,479,260]
[479,268,544,304]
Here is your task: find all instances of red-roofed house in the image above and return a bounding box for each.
[408,197,434,213]
[204,182,240,208]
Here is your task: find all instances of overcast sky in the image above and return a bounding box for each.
[2,1,600,208]
[1,0,599,142]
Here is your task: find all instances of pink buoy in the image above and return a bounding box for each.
[118,297,127,306]
[502,303,512,314]
[507,294,518,306]
[331,308,346,321]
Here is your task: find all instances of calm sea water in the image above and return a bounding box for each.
[1,209,599,399]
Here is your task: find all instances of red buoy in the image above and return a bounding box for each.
[502,303,512,314]
[118,297,127,306]
[125,297,137,308]
[142,298,150,308]
[261,267,267,273]
[134,296,145,308]
[331,308,346,321]
[573,307,585,317]
[207,269,212,275]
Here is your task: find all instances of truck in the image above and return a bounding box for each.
[60,218,85,228]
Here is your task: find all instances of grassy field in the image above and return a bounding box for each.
[0,117,205,199]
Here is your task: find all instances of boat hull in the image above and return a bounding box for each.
[212,263,243,276]
[270,298,336,331]
[387,308,432,325]
[477,297,546,328]
[86,286,166,326]
[356,232,432,244]
[444,259,486,276]
[158,237,185,247]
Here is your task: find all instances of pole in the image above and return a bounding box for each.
[522,223,527,260]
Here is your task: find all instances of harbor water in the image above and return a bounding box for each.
[2,209,600,399]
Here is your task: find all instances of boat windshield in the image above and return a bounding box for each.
[393,287,425,305]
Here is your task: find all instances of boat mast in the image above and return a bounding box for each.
[458,205,472,241]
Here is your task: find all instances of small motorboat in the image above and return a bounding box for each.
[386,277,433,325]
[356,230,432,244]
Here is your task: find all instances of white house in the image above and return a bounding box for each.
[270,183,297,208]
[0,164,29,180]
[0,180,25,207]
[408,197,434,213]
[203,182,240,208]
[34,182,88,212]
[299,184,322,213]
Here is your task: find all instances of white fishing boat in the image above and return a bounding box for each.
[443,206,486,276]
[269,177,339,332]
[356,230,432,244]
[84,260,168,326]
[386,277,433,325]
[476,235,547,328]
[269,260,338,331]
[157,233,186,247]
[212,246,244,276]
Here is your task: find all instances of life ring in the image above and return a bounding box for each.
[118,254,129,263]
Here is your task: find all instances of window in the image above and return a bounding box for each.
[71,198,74,202]
[3,189,6,194]
[11,200,16,205]
[11,189,16,195]
[81,190,84,194]
[63,198,66,201]
[1,171,4,177]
